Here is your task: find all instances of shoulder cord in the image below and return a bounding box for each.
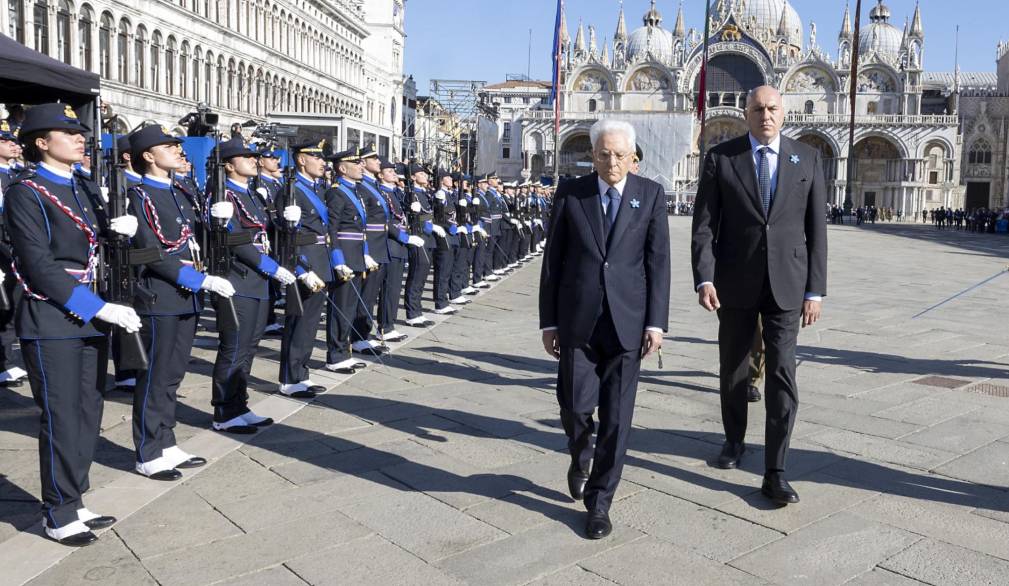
[12,179,99,301]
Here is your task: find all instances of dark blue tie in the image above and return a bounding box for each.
[758,146,772,217]
[604,186,621,233]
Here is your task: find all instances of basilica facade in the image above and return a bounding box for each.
[498,0,970,214]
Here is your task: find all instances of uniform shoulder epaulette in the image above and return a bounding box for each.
[10,168,38,185]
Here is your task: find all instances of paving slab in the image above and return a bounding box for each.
[879,538,1009,586]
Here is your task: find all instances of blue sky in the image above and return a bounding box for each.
[404,0,1004,94]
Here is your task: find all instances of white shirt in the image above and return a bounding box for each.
[543,174,662,334]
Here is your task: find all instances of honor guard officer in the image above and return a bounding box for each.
[252,145,284,335]
[431,172,460,314]
[469,175,491,289]
[448,175,477,302]
[0,120,28,387]
[376,159,424,342]
[403,163,437,327]
[323,147,373,373]
[210,137,297,430]
[277,140,332,397]
[120,134,142,186]
[486,174,507,279]
[128,125,230,477]
[7,103,143,545]
[352,146,394,354]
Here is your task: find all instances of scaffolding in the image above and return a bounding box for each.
[413,79,487,174]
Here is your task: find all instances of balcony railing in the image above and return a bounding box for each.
[784,113,959,126]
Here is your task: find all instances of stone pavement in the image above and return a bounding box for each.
[5,218,1009,585]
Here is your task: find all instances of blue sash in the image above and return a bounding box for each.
[336,180,367,224]
[296,181,328,225]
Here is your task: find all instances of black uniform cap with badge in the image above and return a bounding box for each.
[211,137,261,162]
[291,139,325,159]
[328,146,363,171]
[128,125,182,174]
[18,103,90,162]
[0,119,17,143]
[379,157,396,171]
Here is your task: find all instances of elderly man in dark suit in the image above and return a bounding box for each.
[540,119,670,539]
[691,85,828,505]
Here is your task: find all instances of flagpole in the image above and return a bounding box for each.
[551,0,564,182]
[696,0,713,181]
[843,0,863,215]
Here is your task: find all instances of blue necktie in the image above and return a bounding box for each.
[604,186,621,233]
[758,146,772,217]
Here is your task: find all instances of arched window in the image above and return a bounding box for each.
[227,59,235,109]
[180,42,190,98]
[117,18,130,83]
[134,25,147,88]
[969,139,993,165]
[804,100,815,114]
[216,56,225,106]
[192,47,201,100]
[56,0,71,63]
[98,12,112,78]
[165,36,176,95]
[151,31,162,92]
[236,61,245,110]
[204,51,213,104]
[9,0,26,43]
[78,5,94,71]
[33,0,49,55]
[588,99,597,112]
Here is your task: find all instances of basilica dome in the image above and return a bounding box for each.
[858,1,903,60]
[711,0,803,49]
[625,2,675,63]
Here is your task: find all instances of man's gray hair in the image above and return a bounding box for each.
[589,119,636,151]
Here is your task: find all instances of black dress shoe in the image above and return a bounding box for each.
[762,472,800,504]
[83,515,116,530]
[716,441,746,469]
[176,456,207,469]
[51,531,98,547]
[214,424,258,435]
[566,462,589,501]
[353,346,386,356]
[147,468,183,481]
[0,379,24,388]
[308,384,327,393]
[747,385,762,403]
[585,510,612,539]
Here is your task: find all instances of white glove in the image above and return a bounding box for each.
[459,199,468,208]
[524,221,532,228]
[298,271,325,290]
[364,255,379,271]
[472,197,481,205]
[99,186,111,203]
[272,266,296,285]
[435,191,446,201]
[211,201,234,220]
[283,205,301,223]
[201,275,235,297]
[407,235,425,247]
[256,187,270,199]
[95,303,142,333]
[457,226,468,235]
[431,225,447,238]
[473,225,487,236]
[110,215,138,238]
[410,201,422,213]
[534,219,543,227]
[334,264,354,280]
[511,219,522,228]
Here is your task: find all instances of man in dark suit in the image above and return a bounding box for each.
[539,119,670,539]
[691,85,828,505]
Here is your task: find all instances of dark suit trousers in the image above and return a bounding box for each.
[449,244,471,297]
[352,264,384,342]
[136,313,197,461]
[280,287,325,384]
[326,276,359,363]
[404,246,431,319]
[23,336,106,528]
[718,280,800,472]
[492,233,507,269]
[212,297,268,423]
[471,238,486,282]
[557,307,641,513]
[379,258,405,332]
[432,247,453,308]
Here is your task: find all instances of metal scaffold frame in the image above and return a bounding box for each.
[413,79,487,174]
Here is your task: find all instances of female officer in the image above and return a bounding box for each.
[6,103,141,546]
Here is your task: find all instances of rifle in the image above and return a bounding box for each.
[206,129,242,333]
[95,107,160,370]
[274,145,306,316]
